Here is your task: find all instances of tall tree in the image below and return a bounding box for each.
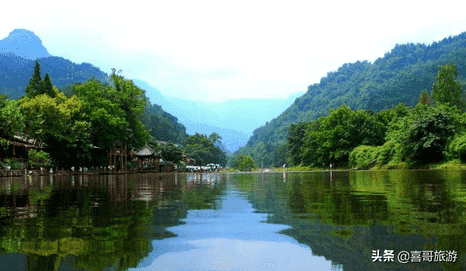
[25,60,43,98]
[42,73,55,97]
[19,88,92,167]
[209,132,222,145]
[418,89,431,105]
[184,133,227,166]
[431,62,465,110]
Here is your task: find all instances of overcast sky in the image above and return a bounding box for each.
[2,1,466,102]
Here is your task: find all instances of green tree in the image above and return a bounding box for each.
[72,73,150,152]
[233,155,256,171]
[183,133,227,166]
[28,149,51,169]
[386,104,463,164]
[19,88,93,166]
[42,73,55,97]
[286,123,307,166]
[431,62,465,110]
[25,60,43,98]
[161,142,183,163]
[418,89,431,105]
[209,132,222,145]
[109,69,150,149]
[252,141,267,166]
[0,98,25,139]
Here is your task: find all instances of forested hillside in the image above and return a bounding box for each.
[141,102,188,145]
[236,32,466,167]
[0,54,189,146]
[0,53,110,99]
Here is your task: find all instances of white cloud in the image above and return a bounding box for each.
[2,1,466,102]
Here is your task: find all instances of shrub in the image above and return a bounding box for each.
[377,140,402,165]
[445,133,466,162]
[236,155,256,171]
[349,145,379,169]
[2,158,20,169]
[28,149,51,168]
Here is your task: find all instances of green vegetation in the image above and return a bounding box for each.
[231,154,256,171]
[235,32,466,168]
[183,133,227,166]
[161,142,183,163]
[259,62,466,171]
[0,62,191,168]
[27,149,51,168]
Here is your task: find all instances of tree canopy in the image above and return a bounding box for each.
[183,133,227,166]
[235,32,466,167]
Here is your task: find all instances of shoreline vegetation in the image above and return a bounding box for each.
[0,61,227,171]
[222,158,466,174]
[228,62,466,173]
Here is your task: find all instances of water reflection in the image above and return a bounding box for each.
[235,171,466,271]
[131,182,334,271]
[1,170,465,270]
[0,173,225,270]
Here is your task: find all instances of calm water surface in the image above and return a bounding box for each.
[0,170,465,270]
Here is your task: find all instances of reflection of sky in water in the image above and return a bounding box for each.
[130,185,334,271]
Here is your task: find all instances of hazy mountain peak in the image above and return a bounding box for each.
[0,28,51,60]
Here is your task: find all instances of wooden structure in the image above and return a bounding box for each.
[108,142,127,171]
[131,145,160,171]
[0,135,45,167]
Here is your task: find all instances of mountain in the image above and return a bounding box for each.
[0,29,190,146]
[0,29,51,60]
[132,77,303,153]
[237,32,466,167]
[0,52,111,99]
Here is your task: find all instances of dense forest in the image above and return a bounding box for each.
[0,61,227,168]
[233,32,466,168]
[286,64,466,169]
[0,54,189,147]
[0,53,110,99]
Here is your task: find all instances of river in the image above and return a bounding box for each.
[0,170,465,270]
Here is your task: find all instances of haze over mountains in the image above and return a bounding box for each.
[0,29,302,153]
[134,76,303,152]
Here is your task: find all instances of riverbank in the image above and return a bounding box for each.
[220,159,466,174]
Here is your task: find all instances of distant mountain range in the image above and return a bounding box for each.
[0,28,303,153]
[135,77,303,153]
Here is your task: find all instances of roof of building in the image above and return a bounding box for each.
[134,145,154,157]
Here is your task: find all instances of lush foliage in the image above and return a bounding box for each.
[28,149,51,168]
[71,69,150,154]
[431,62,465,110]
[286,61,466,169]
[232,154,256,171]
[444,133,466,162]
[0,97,25,139]
[141,102,188,145]
[161,142,183,163]
[386,104,464,164]
[418,90,431,105]
[19,88,93,167]
[0,62,188,168]
[237,32,466,166]
[348,145,379,169]
[183,133,227,166]
[0,54,110,100]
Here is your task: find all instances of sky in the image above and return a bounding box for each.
[2,1,466,102]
